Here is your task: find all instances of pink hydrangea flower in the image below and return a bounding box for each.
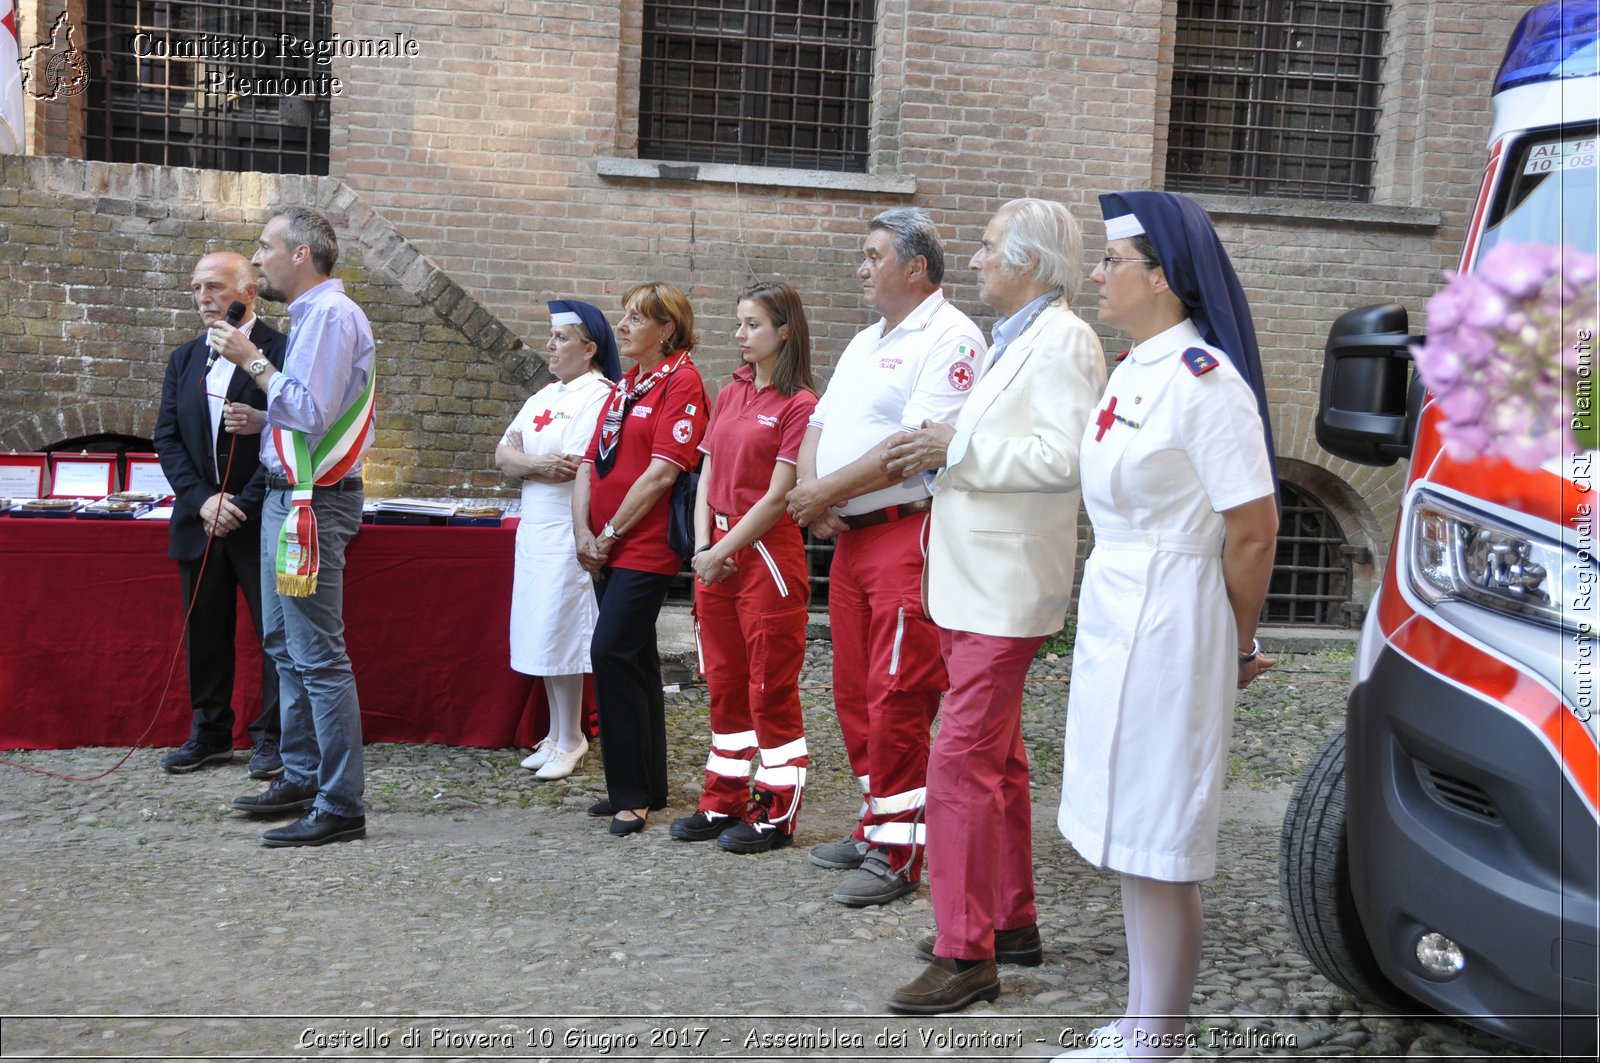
[1416,243,1599,469]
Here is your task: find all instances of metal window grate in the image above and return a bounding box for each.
[84,0,331,174]
[1262,482,1355,626]
[1166,0,1388,202]
[639,0,876,173]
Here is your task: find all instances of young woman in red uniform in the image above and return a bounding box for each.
[670,282,818,854]
[573,282,709,836]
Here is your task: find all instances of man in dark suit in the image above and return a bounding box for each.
[153,251,287,777]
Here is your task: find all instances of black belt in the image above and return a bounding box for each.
[265,474,363,492]
[839,497,932,530]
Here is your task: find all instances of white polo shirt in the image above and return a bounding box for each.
[811,289,985,516]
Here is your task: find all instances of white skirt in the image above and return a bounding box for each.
[509,509,596,676]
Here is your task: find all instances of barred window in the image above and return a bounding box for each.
[84,0,331,174]
[639,0,876,173]
[1167,0,1389,202]
[1262,482,1358,626]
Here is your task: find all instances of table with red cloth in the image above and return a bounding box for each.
[0,515,592,750]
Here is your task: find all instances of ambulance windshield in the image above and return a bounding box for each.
[1478,128,1600,259]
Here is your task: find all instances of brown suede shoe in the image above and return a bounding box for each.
[885,956,1000,1015]
[915,922,1043,966]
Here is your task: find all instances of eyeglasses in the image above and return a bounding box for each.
[1099,255,1155,271]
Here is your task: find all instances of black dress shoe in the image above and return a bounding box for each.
[587,797,615,817]
[261,808,366,847]
[608,811,646,836]
[232,779,317,815]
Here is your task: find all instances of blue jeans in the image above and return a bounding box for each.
[260,484,365,817]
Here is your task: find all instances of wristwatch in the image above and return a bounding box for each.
[245,356,271,377]
[601,521,622,541]
[1238,637,1262,664]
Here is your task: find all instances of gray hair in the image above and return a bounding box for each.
[995,198,1084,294]
[270,206,339,275]
[869,206,945,286]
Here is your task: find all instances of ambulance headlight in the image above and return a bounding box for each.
[1409,491,1595,635]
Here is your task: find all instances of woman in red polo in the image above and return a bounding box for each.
[574,282,708,836]
[670,282,818,854]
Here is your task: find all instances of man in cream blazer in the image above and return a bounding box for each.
[880,199,1108,1014]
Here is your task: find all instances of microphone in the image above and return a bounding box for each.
[205,301,248,372]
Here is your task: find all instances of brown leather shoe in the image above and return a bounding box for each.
[915,922,1043,966]
[885,956,1000,1015]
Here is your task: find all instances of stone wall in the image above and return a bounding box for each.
[0,155,545,498]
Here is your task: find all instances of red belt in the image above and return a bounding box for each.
[839,497,932,530]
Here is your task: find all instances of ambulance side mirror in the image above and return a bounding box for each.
[1315,303,1421,467]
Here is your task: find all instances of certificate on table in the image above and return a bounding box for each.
[124,454,173,497]
[49,455,117,498]
[0,453,47,499]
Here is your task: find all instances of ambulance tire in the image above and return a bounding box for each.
[1279,730,1416,1012]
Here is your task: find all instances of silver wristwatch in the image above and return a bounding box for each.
[245,356,271,377]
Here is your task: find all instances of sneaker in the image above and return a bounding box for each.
[669,810,737,842]
[831,849,917,907]
[247,738,284,780]
[520,738,556,771]
[535,737,587,780]
[808,835,868,870]
[718,796,793,854]
[160,739,233,774]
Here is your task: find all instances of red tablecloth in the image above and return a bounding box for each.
[0,515,575,750]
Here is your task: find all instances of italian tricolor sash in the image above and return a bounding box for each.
[271,370,377,597]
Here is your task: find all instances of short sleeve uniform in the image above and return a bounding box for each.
[502,371,612,674]
[582,360,709,575]
[1057,318,1275,882]
[700,365,818,520]
[810,291,984,516]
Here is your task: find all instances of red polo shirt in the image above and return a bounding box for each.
[700,365,818,518]
[582,359,709,575]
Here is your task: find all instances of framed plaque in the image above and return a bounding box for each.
[49,453,117,498]
[123,453,173,498]
[0,452,48,499]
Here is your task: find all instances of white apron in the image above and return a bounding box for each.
[504,372,612,675]
[1057,320,1275,882]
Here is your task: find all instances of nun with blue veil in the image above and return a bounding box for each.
[495,299,620,781]
[1052,193,1280,1062]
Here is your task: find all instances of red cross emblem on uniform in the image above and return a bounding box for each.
[531,409,554,433]
[1094,396,1119,442]
[948,361,974,391]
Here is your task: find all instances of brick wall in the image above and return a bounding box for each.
[0,155,543,498]
[5,0,1537,608]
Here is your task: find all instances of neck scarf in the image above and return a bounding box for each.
[595,349,691,477]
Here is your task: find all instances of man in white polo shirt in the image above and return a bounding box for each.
[787,206,984,906]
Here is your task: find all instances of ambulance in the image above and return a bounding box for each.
[1281,1,1598,1054]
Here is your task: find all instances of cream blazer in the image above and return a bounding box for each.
[924,300,1108,638]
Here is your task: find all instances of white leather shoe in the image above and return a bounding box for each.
[535,737,588,780]
[520,738,555,771]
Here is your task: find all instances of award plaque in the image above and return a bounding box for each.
[48,453,117,498]
[0,452,47,499]
[122,453,173,499]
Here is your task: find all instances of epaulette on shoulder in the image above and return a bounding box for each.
[1180,346,1219,377]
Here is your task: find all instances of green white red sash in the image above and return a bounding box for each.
[271,370,376,597]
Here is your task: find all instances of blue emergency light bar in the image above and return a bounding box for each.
[1494,0,1599,94]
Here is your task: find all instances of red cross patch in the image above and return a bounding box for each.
[531,409,555,433]
[672,418,693,444]
[948,361,974,391]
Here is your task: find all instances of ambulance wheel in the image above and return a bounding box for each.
[1280,730,1415,1011]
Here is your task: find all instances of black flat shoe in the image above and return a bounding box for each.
[587,797,615,817]
[608,811,646,836]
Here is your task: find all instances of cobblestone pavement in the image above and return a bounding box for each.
[0,645,1549,1061]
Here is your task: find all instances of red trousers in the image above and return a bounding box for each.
[828,512,947,881]
[926,627,1044,959]
[693,521,810,831]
